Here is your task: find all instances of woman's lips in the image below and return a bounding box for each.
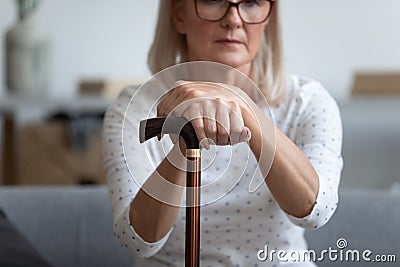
[215,39,243,47]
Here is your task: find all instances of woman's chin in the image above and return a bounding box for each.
[188,53,251,75]
[207,57,251,74]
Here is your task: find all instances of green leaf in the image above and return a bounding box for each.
[17,0,39,19]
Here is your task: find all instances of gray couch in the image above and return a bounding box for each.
[339,97,400,190]
[0,186,399,267]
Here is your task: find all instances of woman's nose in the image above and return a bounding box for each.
[220,5,243,28]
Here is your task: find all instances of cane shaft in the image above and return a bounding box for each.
[185,149,201,267]
[139,117,201,266]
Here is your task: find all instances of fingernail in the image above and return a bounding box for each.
[246,129,252,141]
[205,141,210,150]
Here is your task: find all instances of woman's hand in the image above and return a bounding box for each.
[157,81,252,149]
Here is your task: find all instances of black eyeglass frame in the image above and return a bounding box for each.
[194,0,276,25]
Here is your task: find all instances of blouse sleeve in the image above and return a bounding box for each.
[285,80,344,230]
[102,86,173,258]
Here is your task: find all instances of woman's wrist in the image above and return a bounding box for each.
[165,141,187,175]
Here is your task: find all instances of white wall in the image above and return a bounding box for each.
[0,0,158,98]
[1,0,400,99]
[280,0,400,99]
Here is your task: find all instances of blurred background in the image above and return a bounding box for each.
[0,1,399,267]
[0,0,399,189]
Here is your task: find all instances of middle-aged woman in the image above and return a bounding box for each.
[103,0,343,266]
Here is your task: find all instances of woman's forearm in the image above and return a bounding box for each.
[242,100,319,218]
[130,142,187,243]
[258,128,319,218]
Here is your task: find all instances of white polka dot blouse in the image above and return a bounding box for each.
[102,76,343,266]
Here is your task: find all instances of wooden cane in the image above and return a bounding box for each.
[139,117,200,267]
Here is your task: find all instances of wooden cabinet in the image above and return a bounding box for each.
[0,94,110,185]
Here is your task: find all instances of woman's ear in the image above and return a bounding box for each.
[171,0,186,34]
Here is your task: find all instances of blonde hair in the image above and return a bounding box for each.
[148,0,286,106]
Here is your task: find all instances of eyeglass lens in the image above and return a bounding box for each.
[196,0,272,24]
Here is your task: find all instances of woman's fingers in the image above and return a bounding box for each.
[183,107,210,150]
[228,101,244,145]
[216,99,230,145]
[203,118,217,148]
[156,81,251,148]
[174,99,250,148]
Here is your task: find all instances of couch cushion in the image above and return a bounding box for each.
[305,189,400,266]
[1,186,398,267]
[0,186,134,267]
[0,209,52,267]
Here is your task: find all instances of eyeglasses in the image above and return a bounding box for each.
[194,0,275,25]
